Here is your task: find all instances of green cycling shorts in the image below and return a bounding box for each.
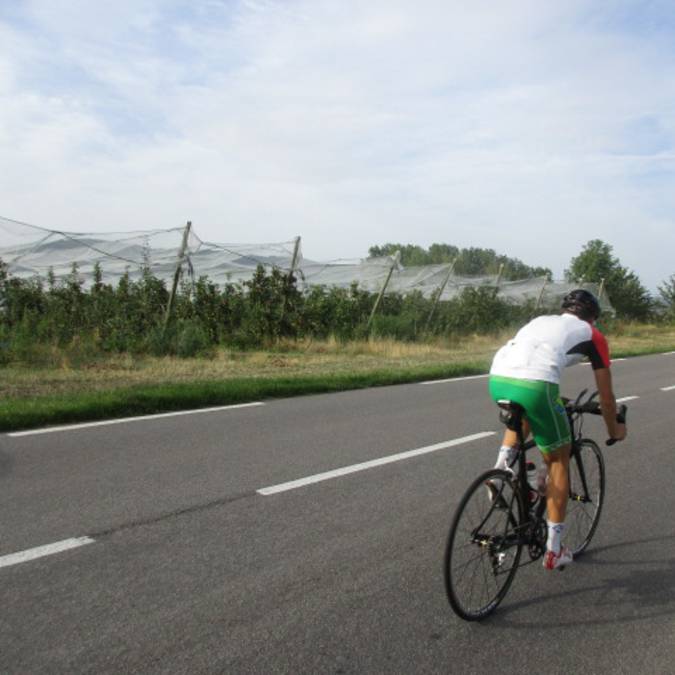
[489,375,571,453]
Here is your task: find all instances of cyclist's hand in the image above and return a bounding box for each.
[607,423,627,446]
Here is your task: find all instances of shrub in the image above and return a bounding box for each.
[177,321,213,358]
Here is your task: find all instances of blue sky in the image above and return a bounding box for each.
[1,0,674,290]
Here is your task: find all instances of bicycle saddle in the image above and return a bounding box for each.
[496,399,525,431]
[496,399,524,413]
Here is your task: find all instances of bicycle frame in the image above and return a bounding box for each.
[478,400,593,567]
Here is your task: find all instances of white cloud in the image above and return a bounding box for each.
[0,0,674,288]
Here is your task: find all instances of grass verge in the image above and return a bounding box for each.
[0,362,489,432]
[2,324,674,432]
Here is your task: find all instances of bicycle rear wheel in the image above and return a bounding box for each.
[566,439,605,556]
[444,469,524,621]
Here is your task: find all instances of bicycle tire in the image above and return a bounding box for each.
[566,439,605,556]
[444,469,524,621]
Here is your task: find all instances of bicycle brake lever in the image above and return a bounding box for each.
[574,388,588,407]
[617,404,627,424]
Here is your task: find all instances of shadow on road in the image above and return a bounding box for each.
[484,536,675,628]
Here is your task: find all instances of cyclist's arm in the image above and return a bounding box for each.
[593,367,627,441]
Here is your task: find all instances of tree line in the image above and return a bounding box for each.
[368,243,552,279]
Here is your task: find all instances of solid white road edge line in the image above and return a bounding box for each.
[257,431,496,495]
[661,385,675,392]
[8,402,265,437]
[616,396,639,402]
[0,537,94,569]
[421,374,489,385]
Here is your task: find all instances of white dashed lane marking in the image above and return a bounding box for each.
[257,432,496,495]
[0,537,95,569]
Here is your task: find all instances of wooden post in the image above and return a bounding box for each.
[534,275,549,313]
[288,236,301,284]
[494,263,505,296]
[164,220,192,329]
[280,236,302,325]
[424,258,456,332]
[367,251,400,329]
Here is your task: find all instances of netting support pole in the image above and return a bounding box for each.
[164,220,192,329]
[534,275,549,313]
[598,277,605,301]
[424,258,456,333]
[280,236,302,326]
[288,236,301,283]
[367,251,400,330]
[494,263,505,296]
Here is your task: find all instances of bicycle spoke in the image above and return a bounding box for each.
[465,550,483,610]
[569,505,593,522]
[451,549,487,578]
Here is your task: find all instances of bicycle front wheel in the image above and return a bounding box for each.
[566,439,605,556]
[444,469,524,621]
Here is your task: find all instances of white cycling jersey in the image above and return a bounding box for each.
[490,313,611,385]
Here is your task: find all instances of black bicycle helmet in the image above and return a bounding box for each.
[561,288,601,321]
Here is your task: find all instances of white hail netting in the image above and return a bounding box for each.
[0,217,299,287]
[191,239,300,285]
[0,216,613,313]
[299,257,399,293]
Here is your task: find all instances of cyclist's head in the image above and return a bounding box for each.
[561,289,601,322]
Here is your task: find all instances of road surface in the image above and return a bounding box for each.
[1,352,674,673]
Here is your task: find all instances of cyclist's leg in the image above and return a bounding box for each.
[494,418,531,469]
[543,443,571,524]
[499,418,532,450]
[519,382,573,567]
[542,444,573,568]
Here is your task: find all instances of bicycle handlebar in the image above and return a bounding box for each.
[564,394,627,447]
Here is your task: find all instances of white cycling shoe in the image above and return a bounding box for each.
[543,546,573,571]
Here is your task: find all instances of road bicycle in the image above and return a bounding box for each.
[444,389,626,621]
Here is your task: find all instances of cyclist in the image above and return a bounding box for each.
[488,289,627,570]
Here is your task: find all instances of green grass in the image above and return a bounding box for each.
[0,362,489,432]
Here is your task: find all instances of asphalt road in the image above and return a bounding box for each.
[1,352,674,674]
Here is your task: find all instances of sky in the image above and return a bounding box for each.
[1,0,674,290]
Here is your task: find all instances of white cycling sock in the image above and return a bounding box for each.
[547,521,565,554]
[495,445,517,470]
